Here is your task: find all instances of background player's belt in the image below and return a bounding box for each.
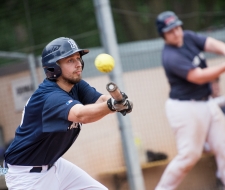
[176,96,209,101]
[4,162,53,173]
[30,164,53,173]
[199,96,209,101]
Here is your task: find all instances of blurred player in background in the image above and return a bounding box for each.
[4,37,132,190]
[155,11,225,190]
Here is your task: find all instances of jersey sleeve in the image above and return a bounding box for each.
[163,51,195,80]
[77,80,102,104]
[42,92,81,132]
[185,30,207,50]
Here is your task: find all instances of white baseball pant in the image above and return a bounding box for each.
[155,98,225,190]
[5,157,108,190]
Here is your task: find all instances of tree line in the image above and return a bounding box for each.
[0,0,224,65]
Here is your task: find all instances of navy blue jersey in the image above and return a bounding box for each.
[4,79,102,166]
[162,30,211,100]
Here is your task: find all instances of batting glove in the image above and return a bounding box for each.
[118,99,133,116]
[107,91,128,111]
[107,98,133,115]
[117,92,133,115]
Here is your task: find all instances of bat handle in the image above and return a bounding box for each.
[106,82,123,101]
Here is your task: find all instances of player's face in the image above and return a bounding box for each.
[164,26,183,47]
[58,52,83,84]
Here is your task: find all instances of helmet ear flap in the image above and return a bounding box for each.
[44,63,62,79]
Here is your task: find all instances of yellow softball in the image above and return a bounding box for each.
[94,53,115,73]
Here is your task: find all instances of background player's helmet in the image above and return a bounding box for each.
[41,37,89,79]
[156,11,183,36]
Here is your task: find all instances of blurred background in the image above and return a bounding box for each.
[0,0,225,189]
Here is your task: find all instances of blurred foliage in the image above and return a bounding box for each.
[0,0,225,66]
[0,0,98,55]
[111,0,225,42]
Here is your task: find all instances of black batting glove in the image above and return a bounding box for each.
[107,91,129,111]
[118,92,133,116]
[107,98,133,116]
[118,99,133,116]
[107,91,133,116]
[121,92,128,100]
[107,98,129,112]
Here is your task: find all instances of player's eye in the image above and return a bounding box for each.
[68,59,74,63]
[67,57,81,65]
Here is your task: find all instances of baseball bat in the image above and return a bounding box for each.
[106,82,123,101]
[106,82,133,116]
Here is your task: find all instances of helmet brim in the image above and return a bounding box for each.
[162,20,183,33]
[79,49,89,56]
[56,48,89,61]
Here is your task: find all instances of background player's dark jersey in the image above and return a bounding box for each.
[162,30,211,100]
[4,79,101,166]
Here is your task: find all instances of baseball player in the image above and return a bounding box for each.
[155,11,225,190]
[4,37,133,190]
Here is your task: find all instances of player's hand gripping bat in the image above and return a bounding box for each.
[106,82,133,116]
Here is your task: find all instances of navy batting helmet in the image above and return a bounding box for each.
[156,11,183,36]
[41,37,89,79]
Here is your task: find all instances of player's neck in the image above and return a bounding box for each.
[166,40,183,47]
[56,79,74,92]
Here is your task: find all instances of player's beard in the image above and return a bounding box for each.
[61,72,82,85]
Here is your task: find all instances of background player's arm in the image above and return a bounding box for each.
[187,37,225,85]
[187,65,225,85]
[204,37,225,55]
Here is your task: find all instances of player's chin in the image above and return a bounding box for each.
[74,75,82,82]
[76,73,82,81]
[67,76,82,84]
[77,75,82,81]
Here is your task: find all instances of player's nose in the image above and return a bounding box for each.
[75,59,82,68]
